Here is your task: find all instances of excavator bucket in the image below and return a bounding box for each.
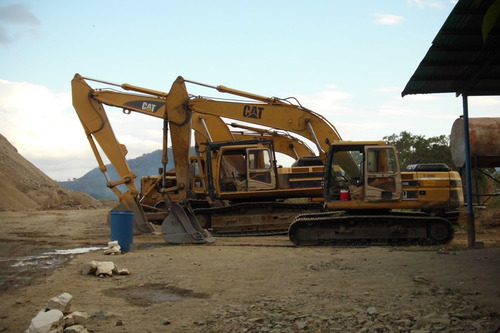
[161,203,216,244]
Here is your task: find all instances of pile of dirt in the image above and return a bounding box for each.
[0,134,101,211]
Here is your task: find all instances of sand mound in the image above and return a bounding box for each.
[0,134,101,211]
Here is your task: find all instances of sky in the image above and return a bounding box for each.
[1,0,499,181]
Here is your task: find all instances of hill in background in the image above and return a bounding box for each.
[58,148,195,199]
[0,134,101,211]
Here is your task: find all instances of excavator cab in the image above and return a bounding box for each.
[216,146,276,193]
[246,147,276,191]
[218,149,248,192]
[203,139,278,199]
[364,146,402,201]
[324,143,402,203]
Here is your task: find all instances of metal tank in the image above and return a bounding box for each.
[450,117,500,168]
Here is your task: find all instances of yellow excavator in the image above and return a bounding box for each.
[71,74,463,245]
[139,121,320,222]
[288,142,462,245]
[166,77,463,241]
[140,125,328,234]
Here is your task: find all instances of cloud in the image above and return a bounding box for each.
[407,0,445,9]
[0,79,163,180]
[0,4,39,25]
[285,86,393,141]
[0,4,40,45]
[292,86,355,116]
[376,86,403,93]
[373,14,405,25]
[469,96,500,107]
[0,26,9,44]
[0,79,87,159]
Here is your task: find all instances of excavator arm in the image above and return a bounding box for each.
[71,74,156,234]
[71,74,214,243]
[192,115,316,160]
[189,91,338,158]
[169,77,360,176]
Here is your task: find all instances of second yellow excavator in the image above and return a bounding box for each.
[139,120,321,225]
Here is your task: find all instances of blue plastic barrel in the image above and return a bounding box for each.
[110,210,134,252]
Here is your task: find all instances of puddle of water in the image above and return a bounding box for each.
[0,246,105,291]
[11,255,58,268]
[2,246,105,268]
[51,247,104,255]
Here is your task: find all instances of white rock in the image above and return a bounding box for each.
[95,261,116,277]
[366,307,378,316]
[46,293,73,313]
[63,314,75,326]
[63,324,88,333]
[295,320,307,330]
[80,261,98,275]
[117,268,130,275]
[29,309,64,333]
[108,241,119,248]
[71,311,88,325]
[104,246,121,255]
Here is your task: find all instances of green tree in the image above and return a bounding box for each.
[383,131,455,170]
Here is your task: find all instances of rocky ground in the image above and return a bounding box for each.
[0,201,499,332]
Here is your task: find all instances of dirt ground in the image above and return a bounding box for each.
[0,202,499,333]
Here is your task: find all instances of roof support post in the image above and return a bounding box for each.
[462,94,476,248]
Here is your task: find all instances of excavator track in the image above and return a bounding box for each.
[288,211,454,246]
[193,201,324,236]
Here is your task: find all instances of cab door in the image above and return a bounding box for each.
[364,146,402,202]
[246,148,276,190]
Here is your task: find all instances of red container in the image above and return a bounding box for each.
[340,190,350,201]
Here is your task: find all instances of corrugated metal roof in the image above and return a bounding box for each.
[402,0,500,97]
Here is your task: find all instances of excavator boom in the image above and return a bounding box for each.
[71,74,154,234]
[169,77,360,177]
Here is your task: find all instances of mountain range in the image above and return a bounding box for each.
[58,149,186,199]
